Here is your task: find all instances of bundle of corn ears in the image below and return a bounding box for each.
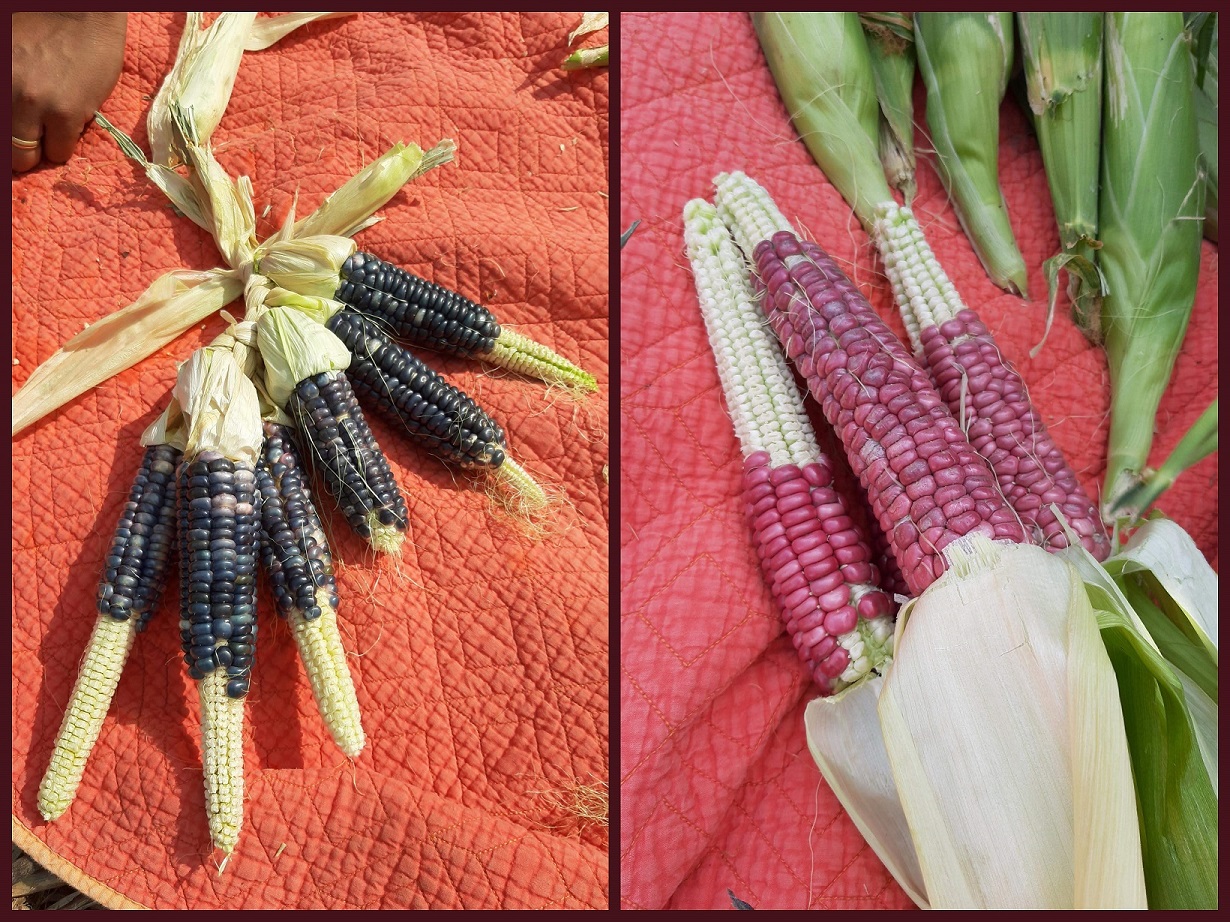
[697,16,1218,902]
[23,11,596,861]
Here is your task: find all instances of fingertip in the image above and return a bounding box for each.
[42,115,86,166]
[11,146,41,173]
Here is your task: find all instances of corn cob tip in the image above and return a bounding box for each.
[199,668,245,855]
[38,614,142,823]
[292,589,366,758]
[491,328,599,394]
[490,456,550,516]
[365,515,407,556]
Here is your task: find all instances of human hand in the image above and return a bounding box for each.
[12,12,127,172]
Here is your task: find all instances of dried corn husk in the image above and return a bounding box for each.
[11,12,452,437]
[12,271,242,436]
[256,306,352,410]
[174,347,263,465]
[257,236,358,297]
[569,12,608,45]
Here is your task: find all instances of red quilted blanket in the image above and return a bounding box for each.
[13,12,609,910]
[619,11,1217,911]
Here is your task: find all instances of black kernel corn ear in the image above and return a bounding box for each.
[38,442,182,822]
[255,423,365,757]
[256,423,338,623]
[98,443,182,631]
[287,370,408,554]
[176,453,262,701]
[326,309,507,470]
[336,251,502,358]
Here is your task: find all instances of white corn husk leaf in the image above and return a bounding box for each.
[12,269,242,437]
[148,12,257,165]
[1107,517,1218,658]
[256,305,352,409]
[293,140,458,240]
[174,347,263,465]
[569,12,609,45]
[878,534,1145,909]
[141,398,188,452]
[804,675,928,908]
[149,12,349,163]
[257,235,357,298]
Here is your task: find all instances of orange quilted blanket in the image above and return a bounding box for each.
[13,12,609,910]
[619,11,1217,911]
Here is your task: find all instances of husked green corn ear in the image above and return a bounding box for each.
[860,12,917,202]
[287,371,409,554]
[38,443,181,821]
[915,13,1030,297]
[1099,12,1206,519]
[336,252,597,393]
[256,423,364,757]
[176,450,262,854]
[1017,12,1105,334]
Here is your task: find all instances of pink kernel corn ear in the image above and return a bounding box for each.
[920,311,1112,560]
[871,199,1112,561]
[742,451,895,694]
[752,231,1028,596]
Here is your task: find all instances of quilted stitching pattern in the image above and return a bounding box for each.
[13,13,608,910]
[619,11,1216,910]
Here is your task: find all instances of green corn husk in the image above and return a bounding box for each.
[752,12,894,228]
[1099,13,1206,521]
[1110,398,1218,521]
[1058,532,1218,909]
[1018,13,1106,337]
[860,13,917,203]
[1187,13,1218,243]
[914,13,1030,297]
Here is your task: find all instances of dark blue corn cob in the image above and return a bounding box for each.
[176,452,261,700]
[255,422,339,622]
[254,421,366,757]
[39,442,183,822]
[326,309,507,470]
[286,370,408,548]
[97,442,181,630]
[336,251,501,358]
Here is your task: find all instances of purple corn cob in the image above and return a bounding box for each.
[874,201,1112,560]
[685,198,895,694]
[752,231,1028,596]
[742,451,895,688]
